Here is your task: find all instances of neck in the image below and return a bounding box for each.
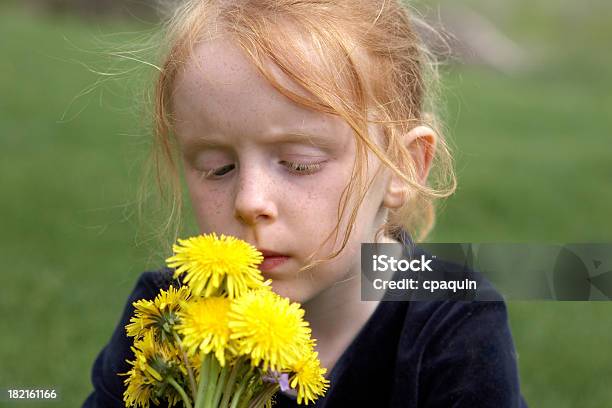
[303,270,378,341]
[301,234,401,372]
[302,271,380,373]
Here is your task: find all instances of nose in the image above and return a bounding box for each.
[233,166,278,226]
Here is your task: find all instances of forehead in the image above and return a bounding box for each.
[171,36,353,144]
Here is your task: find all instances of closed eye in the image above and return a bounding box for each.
[199,160,325,180]
[202,164,235,179]
[281,160,326,175]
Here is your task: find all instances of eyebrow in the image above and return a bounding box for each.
[270,132,339,149]
[185,131,340,150]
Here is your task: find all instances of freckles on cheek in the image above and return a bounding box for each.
[297,183,343,216]
[285,183,322,205]
[189,187,227,225]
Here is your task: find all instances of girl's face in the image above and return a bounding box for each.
[172,37,395,303]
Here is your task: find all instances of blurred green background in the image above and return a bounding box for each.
[1,1,611,407]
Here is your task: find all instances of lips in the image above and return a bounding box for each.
[258,249,285,257]
[258,249,289,272]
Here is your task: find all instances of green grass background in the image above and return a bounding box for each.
[1,2,611,407]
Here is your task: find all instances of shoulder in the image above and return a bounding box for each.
[123,267,189,303]
[389,260,525,406]
[378,242,526,406]
[402,298,515,370]
[135,267,180,293]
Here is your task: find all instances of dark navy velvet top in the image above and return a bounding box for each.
[83,233,528,408]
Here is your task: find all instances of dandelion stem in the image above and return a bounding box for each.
[248,383,279,408]
[219,356,244,407]
[237,381,255,408]
[211,364,230,407]
[173,331,197,400]
[204,355,220,408]
[229,375,248,408]
[230,364,256,408]
[167,376,193,408]
[263,384,280,406]
[195,353,211,408]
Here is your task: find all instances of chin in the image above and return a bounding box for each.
[267,280,309,304]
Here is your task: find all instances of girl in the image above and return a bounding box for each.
[84,0,527,406]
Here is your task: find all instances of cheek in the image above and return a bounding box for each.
[289,180,344,221]
[293,185,354,257]
[185,178,229,229]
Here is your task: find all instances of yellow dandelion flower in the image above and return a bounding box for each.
[186,351,202,378]
[131,332,174,382]
[122,366,153,408]
[228,290,312,371]
[126,285,191,342]
[290,350,330,405]
[176,296,234,366]
[121,330,184,408]
[165,233,269,298]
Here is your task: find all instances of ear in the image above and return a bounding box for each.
[382,125,437,209]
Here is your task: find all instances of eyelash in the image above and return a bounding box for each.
[282,160,324,175]
[201,161,325,179]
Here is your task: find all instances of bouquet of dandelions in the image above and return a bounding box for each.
[120,233,329,408]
